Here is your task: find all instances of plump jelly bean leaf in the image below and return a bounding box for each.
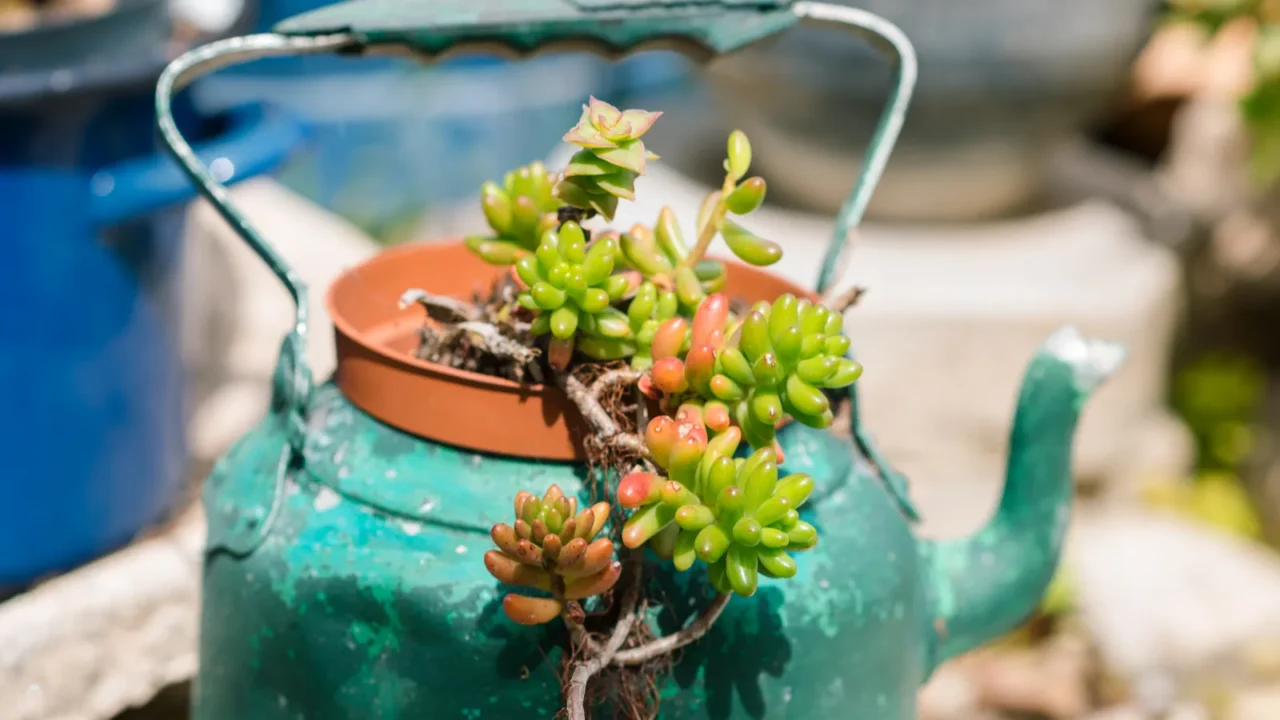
[725,176,767,215]
[727,130,752,181]
[550,305,580,339]
[722,220,782,267]
[655,206,688,263]
[502,594,562,626]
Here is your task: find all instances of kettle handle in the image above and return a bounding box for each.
[156,1,917,454]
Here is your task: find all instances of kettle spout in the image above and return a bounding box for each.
[918,326,1124,671]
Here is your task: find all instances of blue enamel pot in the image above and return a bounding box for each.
[0,41,303,589]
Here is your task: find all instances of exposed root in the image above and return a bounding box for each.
[589,369,643,398]
[611,593,732,667]
[408,276,542,383]
[564,552,644,720]
[556,369,652,468]
[399,288,483,323]
[454,322,540,365]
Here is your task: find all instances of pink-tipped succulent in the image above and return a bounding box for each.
[642,293,733,399]
[485,485,620,626]
[641,291,862,450]
[554,97,662,221]
[619,427,819,598]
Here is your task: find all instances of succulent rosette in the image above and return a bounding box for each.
[554,97,662,221]
[485,485,619,625]
[618,417,819,598]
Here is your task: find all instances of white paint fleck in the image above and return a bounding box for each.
[420,499,437,513]
[818,578,831,589]
[455,544,469,554]
[385,469,398,479]
[400,521,423,536]
[209,157,236,183]
[313,486,340,512]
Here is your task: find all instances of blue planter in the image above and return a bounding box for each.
[0,53,303,589]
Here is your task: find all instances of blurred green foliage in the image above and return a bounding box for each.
[1157,353,1267,540]
[1173,353,1265,472]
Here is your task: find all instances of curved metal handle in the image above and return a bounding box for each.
[796,2,917,294]
[156,33,353,453]
[155,1,917,457]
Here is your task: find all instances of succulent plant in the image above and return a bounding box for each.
[627,279,681,371]
[513,221,639,368]
[681,130,781,271]
[554,97,662,221]
[485,485,620,626]
[643,292,862,450]
[724,294,862,448]
[618,423,819,598]
[466,161,561,264]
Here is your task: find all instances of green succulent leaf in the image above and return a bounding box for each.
[722,220,782,267]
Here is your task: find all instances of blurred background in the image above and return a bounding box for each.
[2,0,1280,718]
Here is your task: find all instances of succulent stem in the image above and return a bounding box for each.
[565,551,644,720]
[611,592,731,667]
[679,170,736,271]
[553,575,597,658]
[555,371,653,465]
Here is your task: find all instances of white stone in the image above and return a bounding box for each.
[1066,511,1280,677]
[1233,686,1280,720]
[0,508,204,720]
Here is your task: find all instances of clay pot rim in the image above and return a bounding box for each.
[325,239,819,395]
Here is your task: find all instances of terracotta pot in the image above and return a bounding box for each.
[326,240,814,461]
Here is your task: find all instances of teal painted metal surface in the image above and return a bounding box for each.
[156,3,1124,717]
